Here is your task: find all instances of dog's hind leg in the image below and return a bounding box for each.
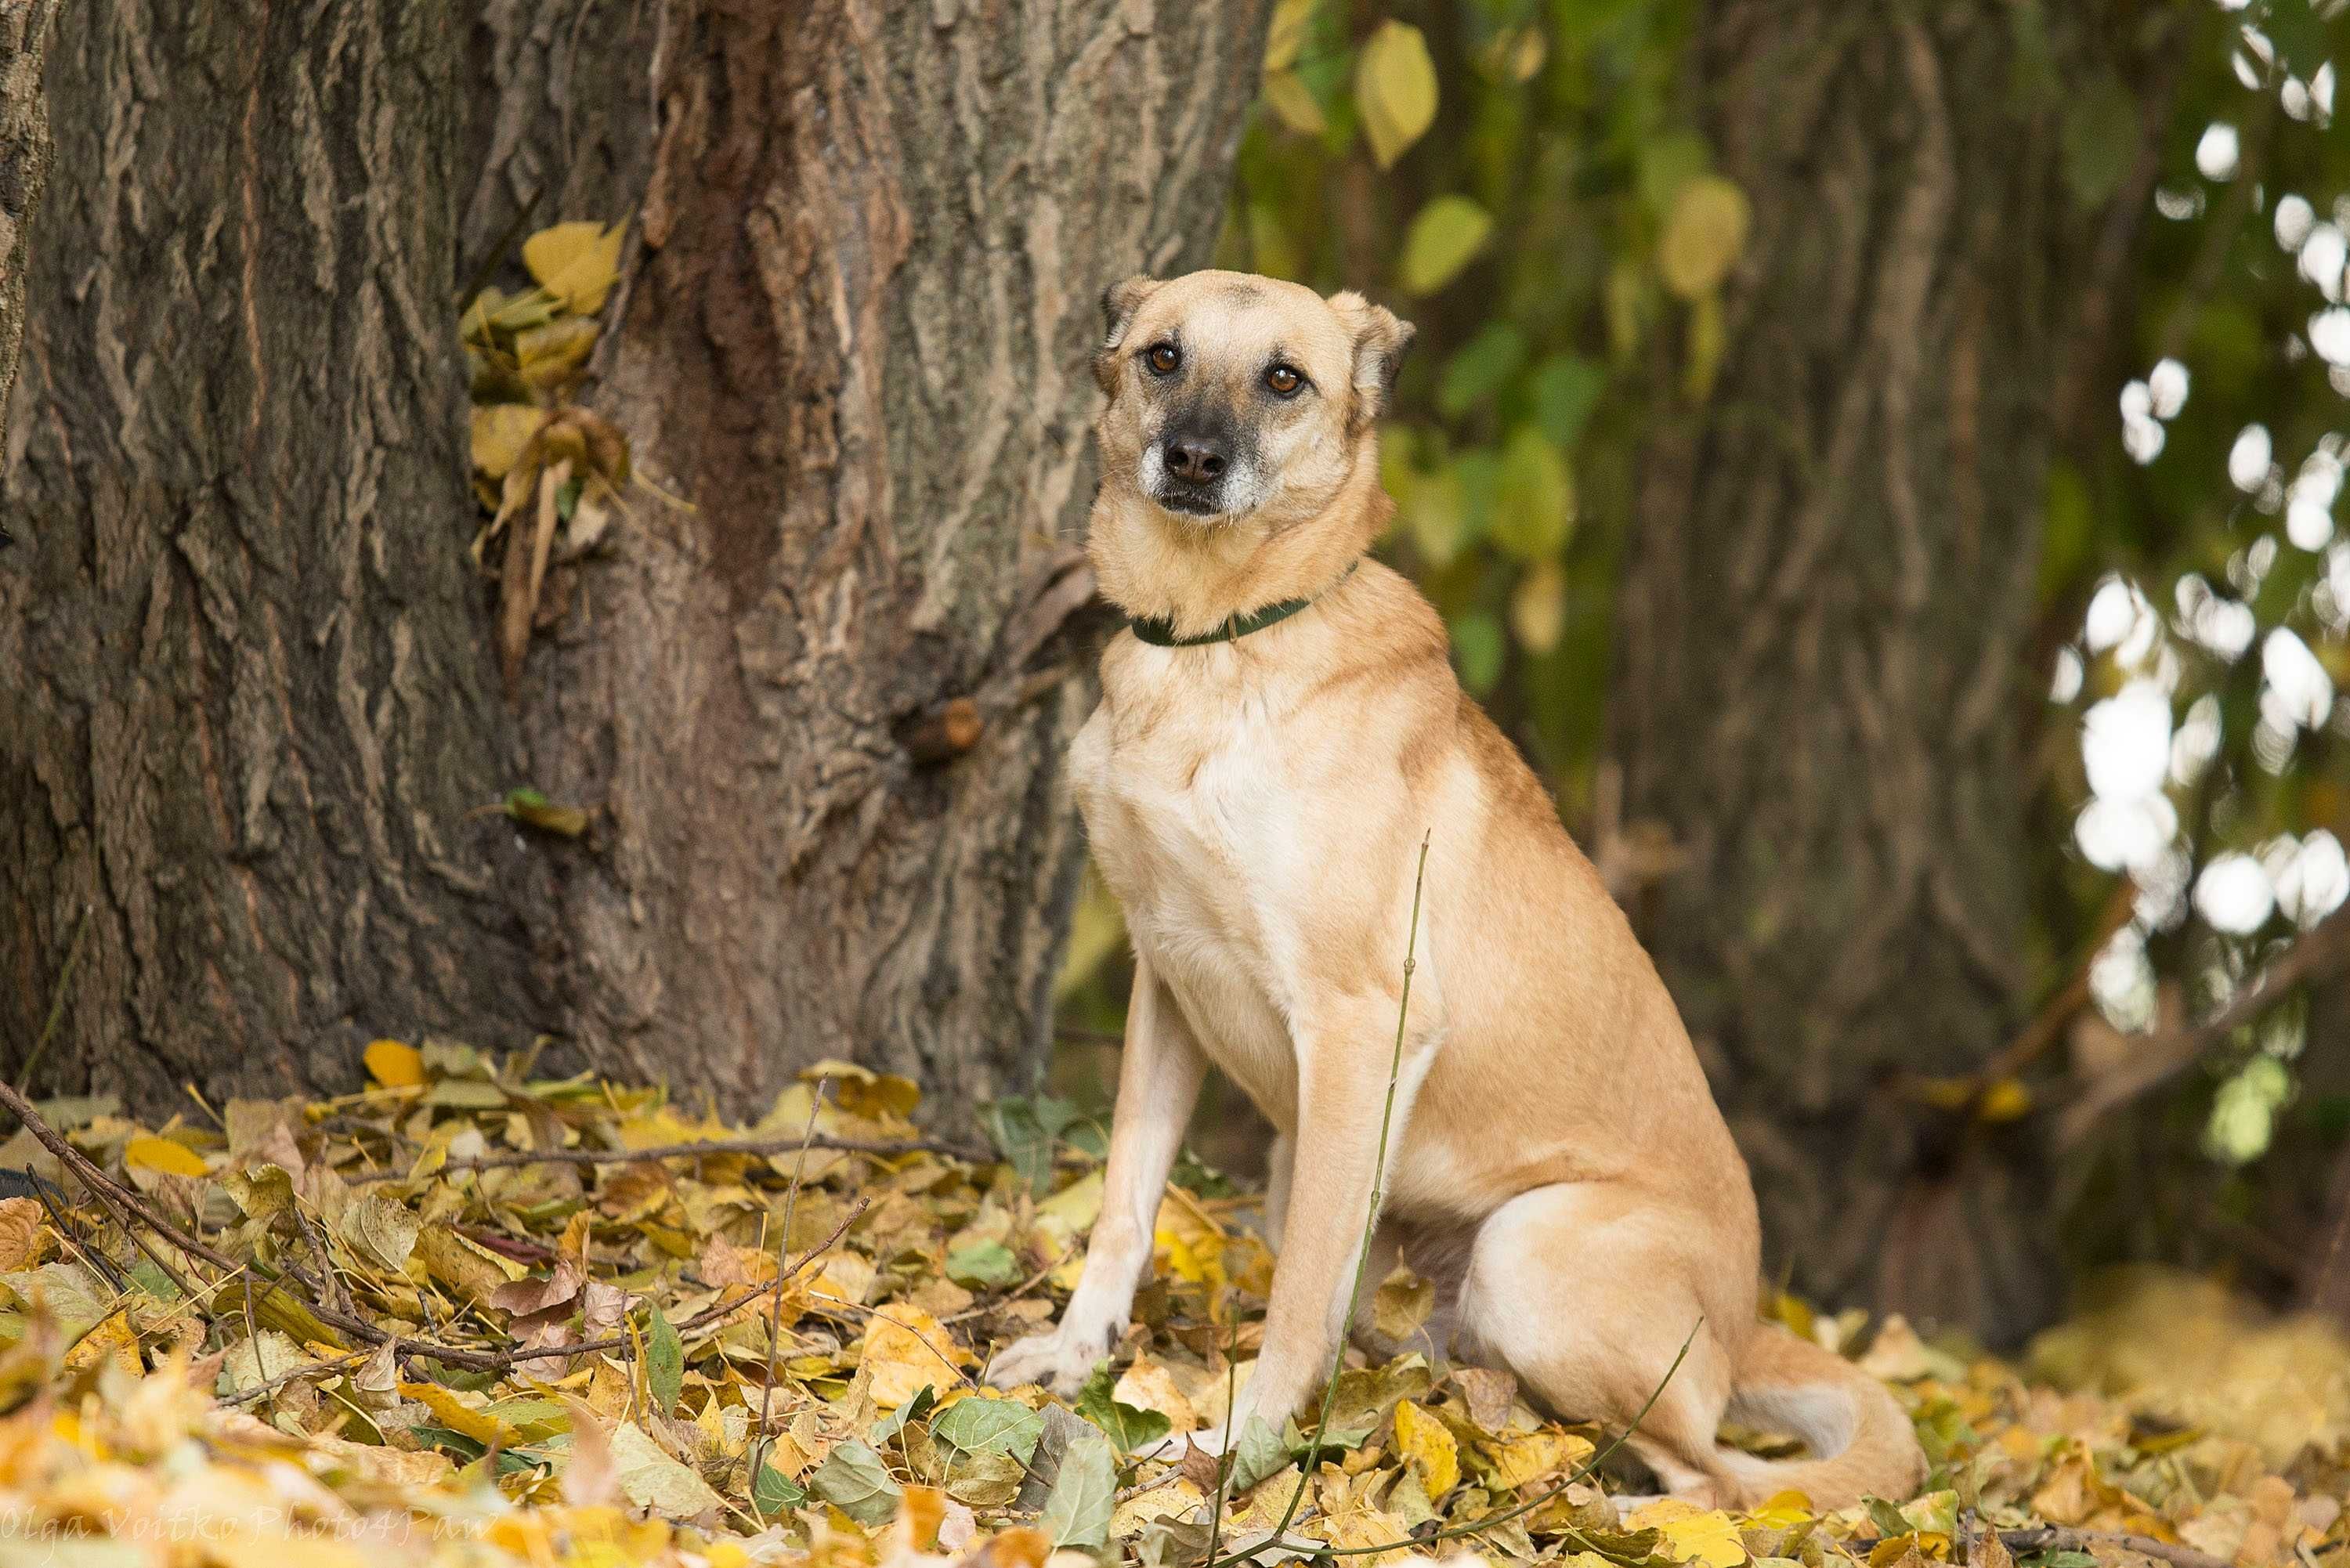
[1455,1183,1744,1505]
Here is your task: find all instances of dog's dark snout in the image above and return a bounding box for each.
[1163,433,1229,486]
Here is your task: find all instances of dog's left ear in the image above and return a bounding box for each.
[1327,291,1415,425]
[1094,275,1161,394]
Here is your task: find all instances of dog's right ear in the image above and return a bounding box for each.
[1094,276,1159,394]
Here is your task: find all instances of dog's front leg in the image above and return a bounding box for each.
[1194,997,1426,1454]
[984,958,1206,1396]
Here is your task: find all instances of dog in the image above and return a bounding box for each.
[984,270,1926,1509]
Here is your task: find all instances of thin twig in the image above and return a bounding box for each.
[2060,903,2350,1144]
[755,1085,826,1479]
[1998,1528,2230,1568]
[218,1349,374,1408]
[348,1129,995,1183]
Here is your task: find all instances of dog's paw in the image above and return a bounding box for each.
[982,1331,1101,1396]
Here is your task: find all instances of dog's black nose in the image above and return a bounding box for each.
[1163,434,1228,485]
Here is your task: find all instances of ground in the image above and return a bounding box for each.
[0,1045,2341,1568]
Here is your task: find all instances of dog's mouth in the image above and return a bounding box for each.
[1152,484,1231,518]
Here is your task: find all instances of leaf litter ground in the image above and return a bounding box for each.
[0,1042,2342,1568]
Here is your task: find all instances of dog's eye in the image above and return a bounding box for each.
[1264,364,1303,396]
[1146,342,1181,375]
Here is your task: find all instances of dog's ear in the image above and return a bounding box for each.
[1326,291,1415,426]
[1094,276,1161,394]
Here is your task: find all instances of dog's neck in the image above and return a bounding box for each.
[1086,433,1391,640]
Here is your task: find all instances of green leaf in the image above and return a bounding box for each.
[1451,612,1506,696]
[2060,73,2138,209]
[1040,1429,1118,1549]
[931,1395,1047,1464]
[982,1095,1080,1194]
[944,1240,1022,1290]
[1354,21,1438,169]
[644,1302,683,1418]
[1491,425,1574,561]
[1437,323,1529,419]
[1228,1414,1292,1491]
[1636,132,1712,220]
[504,787,590,837]
[1400,196,1494,297]
[753,1461,807,1516]
[869,1383,938,1446]
[1531,355,1607,452]
[809,1439,902,1526]
[1076,1361,1173,1453]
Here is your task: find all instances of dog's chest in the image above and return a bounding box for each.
[1070,673,1303,1122]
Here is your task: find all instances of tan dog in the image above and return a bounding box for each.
[985,270,1925,1508]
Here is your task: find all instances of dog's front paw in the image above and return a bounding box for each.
[983,1329,1103,1396]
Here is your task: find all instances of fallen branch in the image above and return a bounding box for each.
[349,1129,996,1183]
[0,1078,866,1376]
[2059,903,2350,1146]
[1998,1526,2231,1568]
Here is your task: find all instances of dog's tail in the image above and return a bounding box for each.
[1710,1324,1927,1509]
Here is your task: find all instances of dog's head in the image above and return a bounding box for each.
[1092,270,1412,526]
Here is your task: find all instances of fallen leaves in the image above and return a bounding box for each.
[0,1044,2340,1568]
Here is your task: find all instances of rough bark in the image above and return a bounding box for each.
[1613,4,2103,1344]
[0,0,548,1106]
[475,0,1272,1121]
[0,0,53,470]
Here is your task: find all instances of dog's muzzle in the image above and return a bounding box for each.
[1147,425,1244,517]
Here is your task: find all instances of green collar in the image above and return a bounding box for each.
[1126,564,1358,649]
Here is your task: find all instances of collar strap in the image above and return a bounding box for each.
[1127,563,1358,649]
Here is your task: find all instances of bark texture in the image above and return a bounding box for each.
[0,0,547,1105]
[1614,3,2105,1344]
[0,0,53,468]
[490,0,1269,1122]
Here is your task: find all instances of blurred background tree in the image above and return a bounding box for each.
[1058,0,2350,1348]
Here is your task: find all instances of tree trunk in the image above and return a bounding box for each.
[1613,4,2103,1344]
[0,0,550,1107]
[0,0,52,471]
[3,0,1268,1123]
[472,0,1269,1121]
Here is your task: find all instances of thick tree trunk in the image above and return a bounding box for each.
[475,1,1269,1120]
[1613,5,2095,1344]
[0,0,52,468]
[3,0,1267,1122]
[0,0,548,1105]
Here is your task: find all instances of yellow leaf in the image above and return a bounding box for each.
[1629,1501,1751,1568]
[1399,195,1493,297]
[363,1038,427,1089]
[1744,1490,1813,1528]
[1658,175,1752,301]
[522,220,627,316]
[469,403,547,482]
[124,1134,208,1179]
[1264,0,1315,71]
[859,1302,970,1410]
[1263,69,1328,136]
[400,1378,525,1448]
[1509,561,1568,655]
[1479,1427,1592,1490]
[1979,1077,2033,1122]
[1355,20,1438,169]
[1393,1398,1459,1498]
[515,316,600,391]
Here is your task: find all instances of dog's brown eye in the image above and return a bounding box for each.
[1265,364,1303,396]
[1147,342,1181,375]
